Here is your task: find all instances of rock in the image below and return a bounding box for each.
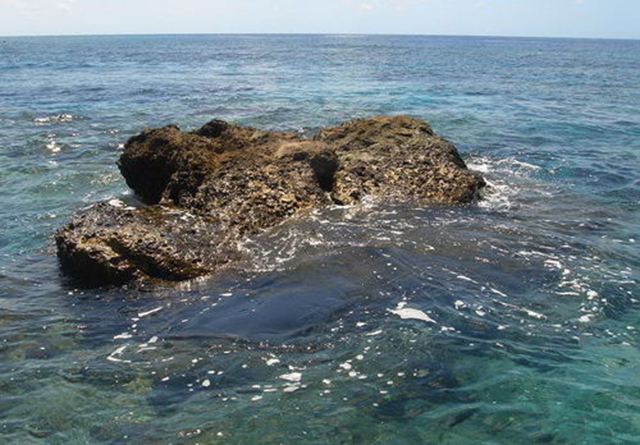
[55,202,237,286]
[317,115,482,205]
[57,115,484,285]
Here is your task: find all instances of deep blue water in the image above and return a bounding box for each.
[0,34,639,444]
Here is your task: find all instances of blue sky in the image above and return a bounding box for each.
[1,0,639,39]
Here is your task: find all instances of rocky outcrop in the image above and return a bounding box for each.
[56,115,485,286]
[55,202,238,286]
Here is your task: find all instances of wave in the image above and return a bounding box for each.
[33,113,84,125]
[467,155,545,212]
[44,134,62,153]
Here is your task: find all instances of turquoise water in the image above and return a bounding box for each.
[0,35,639,443]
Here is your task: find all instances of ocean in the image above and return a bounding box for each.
[0,34,638,443]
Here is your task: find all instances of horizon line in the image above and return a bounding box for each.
[1,31,639,42]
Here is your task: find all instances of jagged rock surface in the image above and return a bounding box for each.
[56,115,485,285]
[55,202,237,286]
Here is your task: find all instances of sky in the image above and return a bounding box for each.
[0,0,639,39]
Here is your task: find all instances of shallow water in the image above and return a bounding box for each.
[0,35,639,444]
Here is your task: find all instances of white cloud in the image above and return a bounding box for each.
[389,0,424,10]
[349,0,427,12]
[342,0,432,11]
[0,0,27,8]
[56,0,77,12]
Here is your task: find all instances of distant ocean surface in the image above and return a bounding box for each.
[0,34,639,443]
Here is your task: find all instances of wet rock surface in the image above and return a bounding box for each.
[55,202,237,286]
[56,115,485,285]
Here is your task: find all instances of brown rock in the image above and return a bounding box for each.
[317,115,481,205]
[55,202,236,285]
[56,115,484,285]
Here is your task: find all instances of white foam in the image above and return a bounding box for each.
[45,138,61,153]
[524,309,545,320]
[467,155,543,212]
[138,306,163,318]
[107,345,131,363]
[498,301,546,320]
[34,113,76,124]
[389,302,436,324]
[578,314,594,323]
[279,372,302,383]
[490,288,507,298]
[339,362,352,371]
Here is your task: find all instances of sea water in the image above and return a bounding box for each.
[0,35,638,443]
